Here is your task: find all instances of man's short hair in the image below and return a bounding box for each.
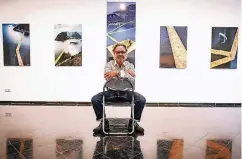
[112,43,128,52]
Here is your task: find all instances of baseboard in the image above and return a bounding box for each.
[0,101,241,107]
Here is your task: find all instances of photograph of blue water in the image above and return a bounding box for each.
[2,24,30,66]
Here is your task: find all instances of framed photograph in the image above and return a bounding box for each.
[210,27,239,69]
[54,24,82,66]
[2,24,30,66]
[160,26,187,68]
[107,2,136,66]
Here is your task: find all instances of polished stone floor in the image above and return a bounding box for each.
[0,106,241,159]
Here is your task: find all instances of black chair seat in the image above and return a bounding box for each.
[105,102,131,107]
[103,84,134,106]
[105,96,131,102]
[105,101,132,106]
[104,96,132,106]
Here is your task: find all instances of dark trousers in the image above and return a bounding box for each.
[91,90,146,121]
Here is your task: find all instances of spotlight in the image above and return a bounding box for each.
[120,3,126,10]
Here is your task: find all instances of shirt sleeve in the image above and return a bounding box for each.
[104,61,113,73]
[124,62,135,84]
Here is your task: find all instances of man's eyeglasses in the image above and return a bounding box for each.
[115,51,126,54]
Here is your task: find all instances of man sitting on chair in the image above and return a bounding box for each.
[91,43,146,134]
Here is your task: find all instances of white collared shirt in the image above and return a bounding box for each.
[104,60,135,89]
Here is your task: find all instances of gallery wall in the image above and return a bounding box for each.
[0,0,241,103]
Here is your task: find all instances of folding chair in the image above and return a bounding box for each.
[102,77,135,135]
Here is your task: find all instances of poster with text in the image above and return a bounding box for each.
[2,24,30,66]
[54,24,82,66]
[160,26,187,68]
[107,2,136,66]
[210,27,239,69]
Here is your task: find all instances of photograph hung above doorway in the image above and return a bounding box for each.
[106,2,136,67]
[210,27,239,69]
[54,24,82,66]
[2,24,30,66]
[159,26,188,69]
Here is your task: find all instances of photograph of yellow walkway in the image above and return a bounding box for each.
[107,22,136,57]
[15,33,24,66]
[166,26,187,69]
[2,24,30,66]
[106,2,136,65]
[210,29,239,68]
[160,26,187,68]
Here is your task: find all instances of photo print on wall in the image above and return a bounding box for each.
[107,2,136,66]
[160,26,187,68]
[54,24,82,66]
[210,27,239,69]
[2,24,30,66]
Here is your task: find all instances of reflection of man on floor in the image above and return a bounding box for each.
[91,43,146,134]
[93,136,144,159]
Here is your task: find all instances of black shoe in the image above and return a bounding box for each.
[128,119,144,133]
[93,119,110,133]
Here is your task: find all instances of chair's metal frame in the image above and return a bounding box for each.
[102,77,135,135]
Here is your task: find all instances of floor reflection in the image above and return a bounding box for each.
[93,135,144,159]
[56,139,83,159]
[7,138,33,159]
[1,107,240,158]
[206,140,232,159]
[157,139,184,159]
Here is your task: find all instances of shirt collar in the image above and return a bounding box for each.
[114,60,125,67]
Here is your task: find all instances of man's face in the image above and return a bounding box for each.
[114,46,127,65]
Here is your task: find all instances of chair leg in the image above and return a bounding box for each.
[101,95,136,135]
[130,96,135,134]
[102,96,108,134]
